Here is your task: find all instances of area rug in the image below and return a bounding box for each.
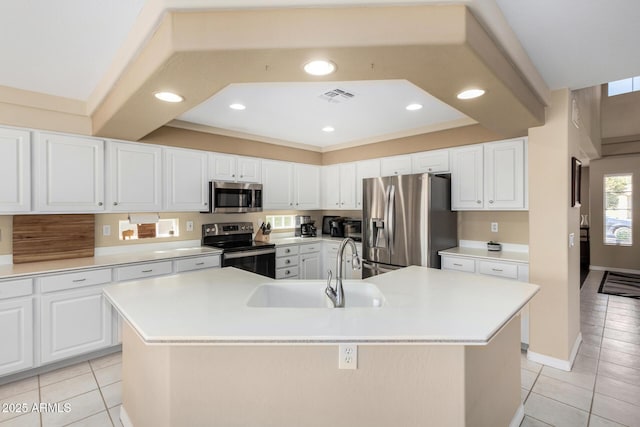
[598,271,640,299]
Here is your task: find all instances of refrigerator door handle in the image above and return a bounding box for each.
[387,184,395,254]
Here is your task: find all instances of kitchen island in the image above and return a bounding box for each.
[104,266,538,427]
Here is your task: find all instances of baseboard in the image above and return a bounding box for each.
[590,265,640,275]
[527,333,582,372]
[509,404,525,427]
[120,406,134,427]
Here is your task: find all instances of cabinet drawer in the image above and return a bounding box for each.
[276,246,299,257]
[39,269,112,293]
[175,255,220,272]
[478,261,518,279]
[0,278,33,300]
[441,256,476,273]
[114,261,173,281]
[276,255,298,268]
[299,243,321,254]
[276,266,299,279]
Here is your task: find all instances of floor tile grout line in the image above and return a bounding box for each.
[90,358,116,427]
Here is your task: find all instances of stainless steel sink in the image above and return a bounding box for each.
[246,281,385,308]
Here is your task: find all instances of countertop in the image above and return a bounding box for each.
[0,246,222,280]
[439,246,529,263]
[103,265,539,345]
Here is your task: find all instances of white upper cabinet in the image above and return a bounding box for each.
[209,153,261,183]
[164,147,208,211]
[106,141,162,212]
[262,160,320,209]
[0,127,31,213]
[411,149,449,174]
[380,155,412,177]
[322,163,357,210]
[484,138,526,210]
[34,133,105,212]
[262,160,294,209]
[355,159,381,209]
[450,145,484,210]
[451,138,527,211]
[294,164,321,209]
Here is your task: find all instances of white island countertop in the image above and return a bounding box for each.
[104,265,538,345]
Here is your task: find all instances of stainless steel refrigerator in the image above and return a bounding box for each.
[362,173,457,278]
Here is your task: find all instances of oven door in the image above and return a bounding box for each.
[223,248,276,278]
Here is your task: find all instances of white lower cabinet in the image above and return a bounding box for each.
[276,246,299,279]
[175,255,220,273]
[299,243,321,280]
[441,253,529,344]
[40,285,112,364]
[0,287,34,376]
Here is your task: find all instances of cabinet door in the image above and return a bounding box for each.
[300,253,321,280]
[236,157,261,183]
[411,149,450,173]
[484,139,525,210]
[339,163,357,209]
[295,164,320,209]
[35,133,105,212]
[380,155,412,177]
[107,142,162,212]
[450,145,484,210]
[0,298,33,376]
[0,127,31,213]
[164,148,208,211]
[41,287,112,363]
[210,153,236,181]
[321,165,341,209]
[262,160,294,209]
[355,159,380,209]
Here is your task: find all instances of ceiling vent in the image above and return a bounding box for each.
[319,88,355,103]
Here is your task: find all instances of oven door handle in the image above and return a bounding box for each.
[223,249,276,259]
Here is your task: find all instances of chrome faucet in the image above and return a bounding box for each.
[325,238,362,308]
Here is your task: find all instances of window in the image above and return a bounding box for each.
[607,76,640,96]
[118,218,179,240]
[265,215,295,230]
[604,174,632,246]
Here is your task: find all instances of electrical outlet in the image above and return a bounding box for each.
[186,220,194,232]
[339,344,358,370]
[102,225,111,236]
[569,232,575,248]
[491,222,498,233]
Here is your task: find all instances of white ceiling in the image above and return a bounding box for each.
[0,0,145,100]
[177,80,470,149]
[1,0,640,145]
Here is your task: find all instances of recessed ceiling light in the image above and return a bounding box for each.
[457,89,485,100]
[229,103,246,110]
[304,60,336,76]
[322,126,335,133]
[154,91,184,103]
[406,103,423,111]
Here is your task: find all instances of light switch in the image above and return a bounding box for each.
[186,221,194,232]
[569,233,575,248]
[103,225,111,236]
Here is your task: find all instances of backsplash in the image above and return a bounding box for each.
[458,211,529,244]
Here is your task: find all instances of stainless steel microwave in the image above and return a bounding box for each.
[202,181,263,213]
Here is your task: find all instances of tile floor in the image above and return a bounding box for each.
[1,271,639,426]
[521,270,640,427]
[0,352,122,427]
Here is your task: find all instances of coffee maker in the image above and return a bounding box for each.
[295,215,317,237]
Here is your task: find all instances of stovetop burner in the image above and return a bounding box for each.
[201,222,275,253]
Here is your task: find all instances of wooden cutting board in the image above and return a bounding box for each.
[13,214,95,264]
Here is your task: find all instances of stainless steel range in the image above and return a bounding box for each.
[202,222,276,278]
